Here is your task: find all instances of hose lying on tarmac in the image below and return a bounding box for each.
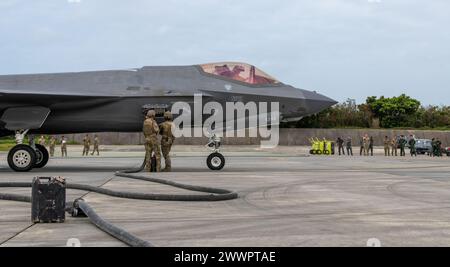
[0,158,239,247]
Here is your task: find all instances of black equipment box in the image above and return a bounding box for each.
[31,177,66,223]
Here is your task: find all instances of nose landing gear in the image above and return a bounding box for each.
[206,134,225,171]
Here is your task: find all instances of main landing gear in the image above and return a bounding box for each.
[206,134,225,171]
[7,130,49,172]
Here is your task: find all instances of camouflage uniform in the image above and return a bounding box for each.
[143,110,161,172]
[82,135,91,156]
[391,138,398,156]
[38,136,46,146]
[409,137,417,157]
[49,137,56,157]
[91,136,100,156]
[159,111,175,172]
[363,136,370,156]
[61,137,68,157]
[383,137,390,156]
[399,136,406,157]
[436,139,443,157]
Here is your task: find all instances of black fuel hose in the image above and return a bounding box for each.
[0,157,239,247]
[75,199,153,247]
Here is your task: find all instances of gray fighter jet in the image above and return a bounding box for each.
[0,62,336,172]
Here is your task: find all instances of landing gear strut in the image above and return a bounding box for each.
[7,130,49,172]
[206,134,225,171]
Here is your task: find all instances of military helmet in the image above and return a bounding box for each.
[164,111,173,121]
[146,110,156,118]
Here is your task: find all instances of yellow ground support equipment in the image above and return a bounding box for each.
[309,138,335,155]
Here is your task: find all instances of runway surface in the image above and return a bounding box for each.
[1,146,450,247]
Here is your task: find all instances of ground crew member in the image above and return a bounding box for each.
[346,136,353,156]
[82,134,91,156]
[399,135,407,156]
[91,134,100,156]
[159,111,175,172]
[61,136,68,157]
[49,136,56,157]
[408,135,417,157]
[436,138,443,157]
[363,134,370,156]
[336,137,345,156]
[359,136,364,156]
[143,110,161,172]
[384,136,390,156]
[369,136,374,156]
[391,137,398,156]
[431,138,436,157]
[38,135,46,146]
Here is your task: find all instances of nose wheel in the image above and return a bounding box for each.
[207,152,225,171]
[206,134,226,171]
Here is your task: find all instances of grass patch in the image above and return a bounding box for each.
[0,137,15,152]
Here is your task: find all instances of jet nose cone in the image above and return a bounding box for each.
[280,87,337,121]
[303,90,338,113]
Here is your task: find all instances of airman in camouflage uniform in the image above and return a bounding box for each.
[49,136,56,157]
[391,137,398,156]
[82,134,91,156]
[38,135,46,146]
[436,138,443,157]
[159,111,175,172]
[91,134,100,156]
[143,110,161,172]
[408,135,417,157]
[383,136,390,156]
[61,136,68,157]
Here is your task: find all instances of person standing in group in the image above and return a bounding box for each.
[336,137,345,156]
[359,136,364,156]
[82,134,91,156]
[346,136,353,156]
[399,135,407,156]
[159,111,175,172]
[431,138,436,157]
[61,136,68,157]
[49,136,56,157]
[409,135,417,157]
[391,137,398,156]
[384,136,391,156]
[363,134,370,156]
[91,134,100,156]
[143,110,161,172]
[38,135,46,147]
[436,138,443,157]
[369,136,374,156]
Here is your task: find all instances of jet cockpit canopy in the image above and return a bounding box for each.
[199,62,281,86]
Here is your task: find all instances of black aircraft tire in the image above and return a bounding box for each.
[34,144,49,168]
[207,153,225,171]
[7,145,37,172]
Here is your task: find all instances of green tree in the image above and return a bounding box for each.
[366,94,421,128]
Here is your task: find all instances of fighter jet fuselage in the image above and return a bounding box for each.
[0,62,336,137]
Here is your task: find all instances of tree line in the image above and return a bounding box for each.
[284,94,450,129]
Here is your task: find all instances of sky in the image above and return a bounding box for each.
[0,0,449,105]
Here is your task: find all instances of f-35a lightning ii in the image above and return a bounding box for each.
[0,62,336,172]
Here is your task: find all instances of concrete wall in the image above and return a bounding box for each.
[62,128,450,146]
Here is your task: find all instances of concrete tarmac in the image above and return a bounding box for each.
[1,145,450,247]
